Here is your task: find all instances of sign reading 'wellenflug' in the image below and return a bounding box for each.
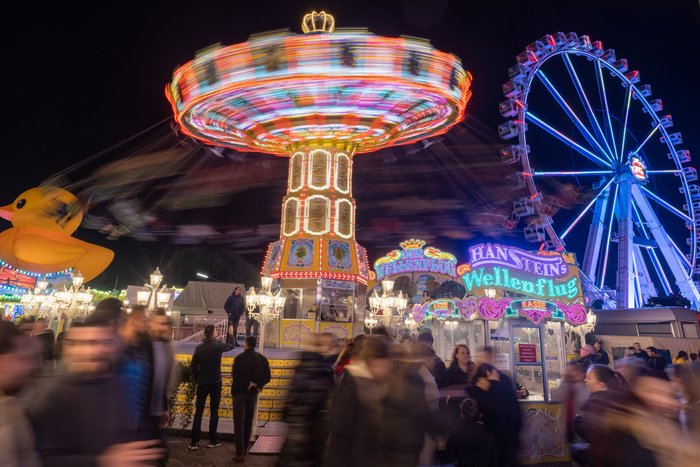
[460,243,582,301]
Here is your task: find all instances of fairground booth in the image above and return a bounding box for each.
[373,240,595,463]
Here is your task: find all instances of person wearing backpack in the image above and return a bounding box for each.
[231,336,271,463]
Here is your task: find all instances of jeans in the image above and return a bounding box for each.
[227,316,241,344]
[191,382,223,444]
[245,314,259,338]
[233,392,258,455]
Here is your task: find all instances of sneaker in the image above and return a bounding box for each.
[206,442,222,448]
[187,443,199,451]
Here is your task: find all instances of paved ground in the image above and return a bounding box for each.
[166,435,279,467]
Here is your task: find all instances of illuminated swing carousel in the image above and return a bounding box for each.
[167,11,471,346]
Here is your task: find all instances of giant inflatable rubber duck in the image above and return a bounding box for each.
[0,186,114,282]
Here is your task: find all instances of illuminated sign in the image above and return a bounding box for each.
[374,239,457,281]
[506,299,564,324]
[0,266,36,290]
[629,156,647,182]
[629,155,647,183]
[411,296,588,326]
[460,243,582,301]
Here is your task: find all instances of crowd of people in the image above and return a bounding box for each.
[279,332,523,467]
[3,301,700,467]
[1,299,176,466]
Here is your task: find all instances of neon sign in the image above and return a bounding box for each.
[459,243,582,301]
[374,239,457,281]
[411,296,588,326]
[629,156,647,183]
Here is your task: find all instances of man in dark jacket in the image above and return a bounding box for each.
[417,331,447,386]
[189,325,234,450]
[232,336,270,463]
[28,316,166,466]
[476,347,522,467]
[224,287,245,346]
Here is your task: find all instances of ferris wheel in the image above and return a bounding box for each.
[498,32,700,309]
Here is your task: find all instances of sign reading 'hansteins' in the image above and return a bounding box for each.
[460,243,583,302]
[373,239,457,281]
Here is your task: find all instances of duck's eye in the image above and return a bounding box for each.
[16,199,26,209]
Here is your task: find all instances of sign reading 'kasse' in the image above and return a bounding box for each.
[460,243,582,301]
[374,239,457,281]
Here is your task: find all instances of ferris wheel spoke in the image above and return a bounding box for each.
[618,85,633,161]
[560,178,614,240]
[632,185,700,307]
[647,170,682,174]
[535,70,613,162]
[594,60,619,159]
[630,123,661,157]
[530,170,611,177]
[631,201,673,294]
[598,182,619,289]
[639,186,692,223]
[525,111,612,168]
[561,54,615,159]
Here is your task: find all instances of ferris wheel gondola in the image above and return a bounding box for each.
[498,32,700,309]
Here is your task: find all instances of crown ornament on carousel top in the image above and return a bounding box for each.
[302,10,335,34]
[399,239,427,250]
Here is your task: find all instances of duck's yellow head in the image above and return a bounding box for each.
[0,186,84,234]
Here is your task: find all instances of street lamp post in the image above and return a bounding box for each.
[367,279,408,328]
[136,267,172,313]
[245,277,286,354]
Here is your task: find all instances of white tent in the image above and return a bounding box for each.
[172,281,244,316]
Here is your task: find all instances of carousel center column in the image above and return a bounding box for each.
[261,143,369,348]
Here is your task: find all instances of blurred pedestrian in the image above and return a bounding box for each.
[0,321,41,467]
[189,325,234,450]
[224,287,245,346]
[578,334,597,369]
[232,336,270,463]
[333,335,365,377]
[445,397,498,467]
[672,351,690,365]
[667,364,700,433]
[691,353,700,373]
[443,344,476,387]
[632,342,648,360]
[325,336,426,466]
[572,364,639,466]
[474,347,521,467]
[28,316,166,466]
[646,347,667,374]
[17,316,35,336]
[417,331,447,386]
[593,339,609,366]
[550,362,589,443]
[32,317,55,364]
[466,364,505,466]
[148,309,175,442]
[409,342,440,466]
[119,305,155,440]
[278,333,336,467]
[90,298,125,332]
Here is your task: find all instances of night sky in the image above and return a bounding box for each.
[2,0,699,290]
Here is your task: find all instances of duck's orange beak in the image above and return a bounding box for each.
[0,204,14,221]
